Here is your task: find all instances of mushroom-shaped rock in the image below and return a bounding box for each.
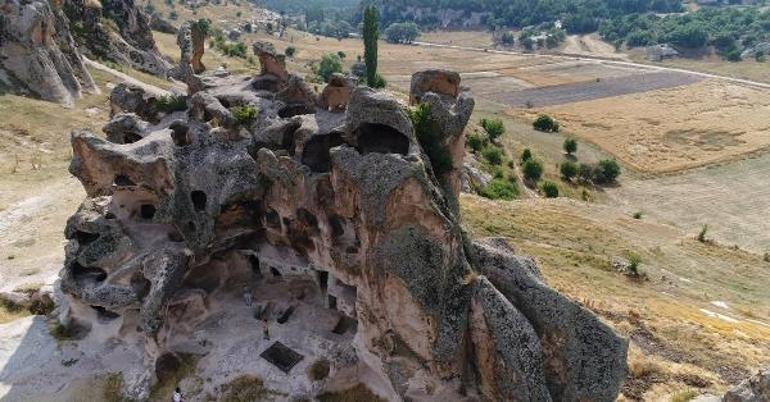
[410,69,461,105]
[253,41,288,81]
[318,73,355,112]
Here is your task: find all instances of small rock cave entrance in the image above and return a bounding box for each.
[354,123,409,155]
[170,121,191,146]
[114,174,136,187]
[123,132,143,144]
[190,191,207,211]
[72,262,107,286]
[130,271,152,301]
[301,132,344,173]
[140,204,157,220]
[278,103,315,119]
[75,230,100,246]
[90,305,120,323]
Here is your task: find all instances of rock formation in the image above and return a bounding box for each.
[723,369,770,402]
[56,39,627,400]
[62,0,171,77]
[0,0,97,105]
[318,73,355,112]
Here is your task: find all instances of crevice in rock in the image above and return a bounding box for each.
[191,191,207,211]
[278,103,314,118]
[301,132,344,173]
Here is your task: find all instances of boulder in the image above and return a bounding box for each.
[724,369,770,402]
[409,69,461,105]
[253,41,288,81]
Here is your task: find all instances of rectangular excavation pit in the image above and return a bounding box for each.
[260,342,304,374]
[332,315,358,335]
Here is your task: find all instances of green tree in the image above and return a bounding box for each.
[533,114,559,132]
[363,5,379,87]
[466,133,487,153]
[563,138,577,155]
[560,161,578,181]
[384,22,420,44]
[522,159,544,182]
[480,118,505,141]
[285,46,296,57]
[595,159,621,184]
[316,53,343,82]
[521,148,532,163]
[541,181,559,198]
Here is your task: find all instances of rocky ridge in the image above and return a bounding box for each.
[55,31,628,401]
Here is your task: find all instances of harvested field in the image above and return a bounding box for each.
[492,70,703,108]
[509,79,770,173]
[610,152,770,253]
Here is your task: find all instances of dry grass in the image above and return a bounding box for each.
[509,79,770,174]
[148,354,200,401]
[217,375,267,402]
[460,195,770,398]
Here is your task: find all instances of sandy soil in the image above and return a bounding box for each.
[510,79,770,173]
[562,34,629,61]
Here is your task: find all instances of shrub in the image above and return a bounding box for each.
[726,48,742,62]
[560,161,578,180]
[541,181,559,198]
[756,50,766,62]
[626,251,642,276]
[533,114,559,132]
[633,211,643,219]
[308,359,331,381]
[337,51,347,59]
[578,163,594,182]
[480,118,505,141]
[521,148,532,163]
[466,133,487,153]
[371,73,387,88]
[410,103,452,175]
[156,95,187,113]
[563,138,577,155]
[522,159,543,182]
[481,145,504,165]
[285,46,296,57]
[480,178,518,200]
[501,31,515,45]
[595,159,621,184]
[315,53,344,82]
[231,105,258,124]
[698,224,709,243]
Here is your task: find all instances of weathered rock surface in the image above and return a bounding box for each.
[318,73,355,112]
[62,0,171,77]
[724,369,770,402]
[56,52,627,400]
[0,0,97,105]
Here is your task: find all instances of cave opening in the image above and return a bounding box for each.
[123,132,143,144]
[114,174,136,187]
[140,204,156,220]
[170,121,191,146]
[354,123,409,155]
[191,191,207,211]
[90,305,120,322]
[75,230,100,246]
[278,103,314,119]
[72,263,107,286]
[301,132,344,173]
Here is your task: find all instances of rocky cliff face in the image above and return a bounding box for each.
[0,0,97,105]
[63,0,171,76]
[56,36,628,401]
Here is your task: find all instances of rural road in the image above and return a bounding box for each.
[412,41,770,90]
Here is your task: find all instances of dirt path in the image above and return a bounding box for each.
[411,41,770,90]
[82,57,170,96]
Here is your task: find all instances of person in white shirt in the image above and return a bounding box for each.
[172,387,184,402]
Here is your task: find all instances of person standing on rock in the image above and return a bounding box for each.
[172,387,185,402]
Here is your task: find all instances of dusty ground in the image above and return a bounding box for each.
[509,79,770,174]
[562,34,629,61]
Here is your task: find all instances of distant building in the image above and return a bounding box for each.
[646,44,679,61]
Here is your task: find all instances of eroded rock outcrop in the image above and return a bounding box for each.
[0,0,97,105]
[724,369,770,402]
[318,73,355,112]
[57,54,627,400]
[63,0,171,77]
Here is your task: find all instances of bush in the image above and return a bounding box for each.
[698,224,709,243]
[563,138,577,155]
[626,251,642,276]
[285,46,296,57]
[480,118,505,141]
[578,163,594,182]
[533,114,559,132]
[156,95,187,113]
[231,105,258,124]
[560,161,578,180]
[633,211,643,219]
[541,181,559,198]
[595,159,621,184]
[481,145,504,165]
[522,159,543,182]
[521,148,532,163]
[315,53,344,82]
[756,51,766,62]
[371,73,387,88]
[337,51,347,59]
[480,178,518,200]
[725,48,742,62]
[466,133,487,153]
[410,103,452,175]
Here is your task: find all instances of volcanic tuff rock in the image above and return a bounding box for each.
[62,0,171,76]
[724,369,770,402]
[56,39,628,401]
[0,0,97,105]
